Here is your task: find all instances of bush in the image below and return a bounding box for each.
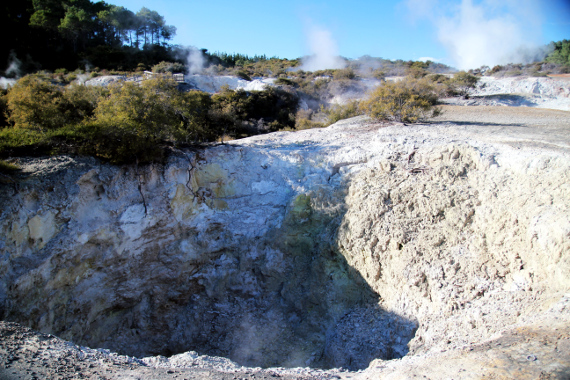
[0,90,9,128]
[360,77,441,123]
[152,61,186,73]
[62,84,105,124]
[6,76,67,131]
[488,65,504,76]
[177,90,214,143]
[545,40,570,66]
[210,86,298,138]
[5,76,107,132]
[333,68,356,80]
[372,69,386,80]
[84,78,188,163]
[323,100,362,125]
[274,77,295,86]
[450,71,479,96]
[235,70,252,81]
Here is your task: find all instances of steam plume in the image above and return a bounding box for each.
[1,52,21,88]
[187,47,205,75]
[407,0,549,70]
[5,52,22,78]
[301,24,346,72]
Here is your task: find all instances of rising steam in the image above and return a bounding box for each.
[187,47,205,75]
[301,24,346,72]
[1,52,22,88]
[6,52,22,78]
[407,0,549,70]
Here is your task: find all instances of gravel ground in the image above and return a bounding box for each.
[0,321,340,379]
[432,105,570,150]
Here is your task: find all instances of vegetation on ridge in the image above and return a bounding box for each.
[0,76,299,164]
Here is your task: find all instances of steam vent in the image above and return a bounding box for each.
[1,112,570,378]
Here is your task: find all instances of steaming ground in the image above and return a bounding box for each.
[1,102,569,379]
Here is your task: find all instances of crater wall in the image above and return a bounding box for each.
[1,116,569,376]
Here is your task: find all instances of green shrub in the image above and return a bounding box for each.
[545,40,570,66]
[152,61,186,73]
[0,127,52,157]
[360,77,441,123]
[406,66,427,78]
[235,70,252,81]
[274,77,295,86]
[372,69,386,80]
[65,84,105,118]
[323,100,363,125]
[333,68,356,80]
[210,86,298,137]
[6,76,67,131]
[295,117,325,130]
[177,90,214,143]
[504,70,523,77]
[450,71,479,96]
[0,91,9,128]
[84,78,187,163]
[5,76,106,134]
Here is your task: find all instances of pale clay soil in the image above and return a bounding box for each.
[1,104,569,380]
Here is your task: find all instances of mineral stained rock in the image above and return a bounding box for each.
[1,112,569,378]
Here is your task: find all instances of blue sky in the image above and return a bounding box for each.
[108,0,570,69]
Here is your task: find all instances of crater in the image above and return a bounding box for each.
[1,123,569,377]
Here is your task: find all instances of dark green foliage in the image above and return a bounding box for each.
[274,78,295,86]
[206,52,275,67]
[546,40,570,66]
[152,61,186,73]
[210,87,298,138]
[235,70,252,81]
[1,0,177,74]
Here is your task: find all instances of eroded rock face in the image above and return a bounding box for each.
[1,115,569,375]
[337,144,570,357]
[0,132,412,369]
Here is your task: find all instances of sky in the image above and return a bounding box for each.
[108,0,570,70]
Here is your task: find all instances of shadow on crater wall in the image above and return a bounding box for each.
[0,146,417,370]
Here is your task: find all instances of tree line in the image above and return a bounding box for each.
[1,0,177,73]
